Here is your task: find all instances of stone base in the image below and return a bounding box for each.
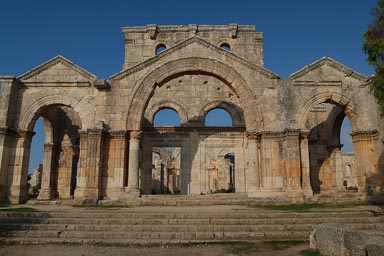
[9,185,29,204]
[302,187,314,198]
[124,187,140,197]
[38,188,58,200]
[248,188,285,198]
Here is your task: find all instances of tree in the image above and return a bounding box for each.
[363,0,384,113]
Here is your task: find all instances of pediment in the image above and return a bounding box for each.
[110,36,279,81]
[289,57,367,85]
[18,55,97,84]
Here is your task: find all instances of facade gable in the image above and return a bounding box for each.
[18,55,97,84]
[289,57,367,86]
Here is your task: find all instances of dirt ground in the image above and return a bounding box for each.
[0,241,314,256]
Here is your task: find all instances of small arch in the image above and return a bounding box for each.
[155,44,167,55]
[220,43,231,51]
[205,108,233,126]
[200,101,245,127]
[144,100,188,126]
[153,108,181,126]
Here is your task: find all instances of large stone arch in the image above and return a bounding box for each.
[200,100,245,127]
[144,99,189,126]
[19,94,94,131]
[126,57,263,131]
[297,92,358,131]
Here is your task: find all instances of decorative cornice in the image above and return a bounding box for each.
[18,55,97,82]
[261,131,283,139]
[289,57,367,82]
[110,36,279,81]
[109,130,128,140]
[143,126,245,135]
[17,129,35,140]
[351,130,379,142]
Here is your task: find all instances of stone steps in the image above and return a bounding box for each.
[0,209,382,245]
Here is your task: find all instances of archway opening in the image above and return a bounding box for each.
[306,102,357,194]
[153,108,181,126]
[25,106,81,201]
[151,147,181,194]
[205,108,233,126]
[28,117,45,198]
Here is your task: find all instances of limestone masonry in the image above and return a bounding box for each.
[0,24,383,204]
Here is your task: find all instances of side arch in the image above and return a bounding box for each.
[200,101,245,127]
[297,92,358,131]
[144,100,189,126]
[126,57,263,131]
[19,94,94,131]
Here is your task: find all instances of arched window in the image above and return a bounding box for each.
[220,43,231,51]
[155,44,167,55]
[340,116,354,153]
[205,108,233,126]
[153,108,181,126]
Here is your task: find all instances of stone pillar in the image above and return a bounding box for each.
[74,127,105,203]
[57,143,75,199]
[107,130,128,198]
[332,145,344,192]
[125,130,142,196]
[38,143,57,200]
[0,127,13,202]
[9,130,34,204]
[351,130,380,195]
[282,129,303,199]
[299,130,313,197]
[246,131,260,196]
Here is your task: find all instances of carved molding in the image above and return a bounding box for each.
[351,130,379,142]
[109,130,127,140]
[17,129,35,140]
[130,130,143,140]
[43,143,55,151]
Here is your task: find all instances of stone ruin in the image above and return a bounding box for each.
[0,24,383,205]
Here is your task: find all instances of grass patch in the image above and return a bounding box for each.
[263,240,305,251]
[0,241,15,247]
[367,210,382,217]
[0,203,10,208]
[225,241,258,255]
[300,249,321,256]
[0,207,37,212]
[252,203,354,212]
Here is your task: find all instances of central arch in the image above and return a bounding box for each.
[126,57,263,131]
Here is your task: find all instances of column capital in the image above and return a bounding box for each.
[299,129,311,140]
[245,131,261,141]
[129,130,143,140]
[17,129,35,140]
[43,143,55,151]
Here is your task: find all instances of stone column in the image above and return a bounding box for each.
[9,130,34,204]
[74,127,105,203]
[282,129,303,199]
[299,130,313,197]
[126,130,142,196]
[246,131,260,196]
[0,127,13,202]
[108,130,128,197]
[351,130,379,195]
[38,143,57,200]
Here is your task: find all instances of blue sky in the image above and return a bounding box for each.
[0,0,377,171]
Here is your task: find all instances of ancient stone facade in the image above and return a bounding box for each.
[0,24,383,204]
